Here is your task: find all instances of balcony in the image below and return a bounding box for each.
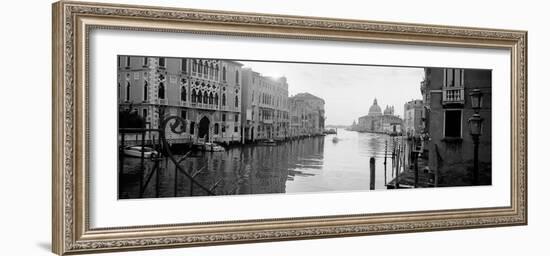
[442,87,464,106]
[189,102,219,111]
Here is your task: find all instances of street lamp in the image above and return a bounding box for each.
[468,89,484,185]
[468,114,483,136]
[469,89,483,113]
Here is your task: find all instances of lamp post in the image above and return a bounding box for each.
[468,89,483,185]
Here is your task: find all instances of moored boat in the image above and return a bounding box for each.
[195,142,226,152]
[258,139,277,146]
[123,146,159,158]
[204,142,225,152]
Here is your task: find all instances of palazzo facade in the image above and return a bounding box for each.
[118,56,242,145]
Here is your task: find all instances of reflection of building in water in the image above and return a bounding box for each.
[288,93,326,138]
[118,133,332,198]
[353,98,403,134]
[117,56,242,145]
[188,137,324,196]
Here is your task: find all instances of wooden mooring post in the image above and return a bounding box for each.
[384,140,387,185]
[119,132,125,175]
[391,139,396,178]
[139,131,145,197]
[395,143,400,189]
[370,157,375,190]
[414,152,419,188]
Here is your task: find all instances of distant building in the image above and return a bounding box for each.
[421,68,492,186]
[403,99,423,136]
[117,56,242,145]
[241,68,290,141]
[356,99,403,134]
[288,93,325,137]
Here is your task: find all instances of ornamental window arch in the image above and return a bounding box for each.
[191,89,197,103]
[125,82,131,101]
[158,82,165,100]
[180,86,187,102]
[197,90,203,103]
[203,91,208,103]
[143,81,148,101]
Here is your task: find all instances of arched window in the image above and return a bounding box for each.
[222,94,226,106]
[125,82,131,101]
[198,61,202,74]
[235,70,239,84]
[191,89,197,103]
[158,82,165,100]
[209,92,213,104]
[214,65,219,80]
[235,95,239,108]
[192,60,197,72]
[203,92,208,104]
[181,86,186,102]
[222,67,227,81]
[214,93,219,105]
[143,81,148,101]
[204,63,209,76]
[197,91,202,103]
[214,123,219,134]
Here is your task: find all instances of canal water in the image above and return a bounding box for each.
[119,130,401,199]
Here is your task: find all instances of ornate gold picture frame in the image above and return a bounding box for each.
[52,1,527,255]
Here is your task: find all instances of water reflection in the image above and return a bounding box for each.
[119,130,398,199]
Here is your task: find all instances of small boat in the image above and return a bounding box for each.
[195,142,225,152]
[324,128,337,135]
[204,142,225,152]
[123,146,159,158]
[258,139,277,146]
[332,137,339,143]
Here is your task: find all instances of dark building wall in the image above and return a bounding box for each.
[426,68,492,186]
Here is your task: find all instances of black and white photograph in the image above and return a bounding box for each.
[117,55,492,199]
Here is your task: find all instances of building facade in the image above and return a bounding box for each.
[117,56,242,145]
[421,68,492,186]
[356,99,403,134]
[241,68,290,141]
[288,93,326,138]
[403,99,424,137]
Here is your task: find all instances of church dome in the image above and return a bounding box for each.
[368,98,382,116]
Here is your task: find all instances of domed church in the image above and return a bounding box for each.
[368,98,383,116]
[354,98,403,134]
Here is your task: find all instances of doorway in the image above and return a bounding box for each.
[198,116,210,142]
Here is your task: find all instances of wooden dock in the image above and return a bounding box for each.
[386,154,434,189]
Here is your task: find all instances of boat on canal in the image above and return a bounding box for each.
[123,146,159,158]
[195,142,226,152]
[258,139,277,146]
[324,128,337,135]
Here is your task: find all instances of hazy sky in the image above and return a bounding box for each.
[240,61,424,126]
